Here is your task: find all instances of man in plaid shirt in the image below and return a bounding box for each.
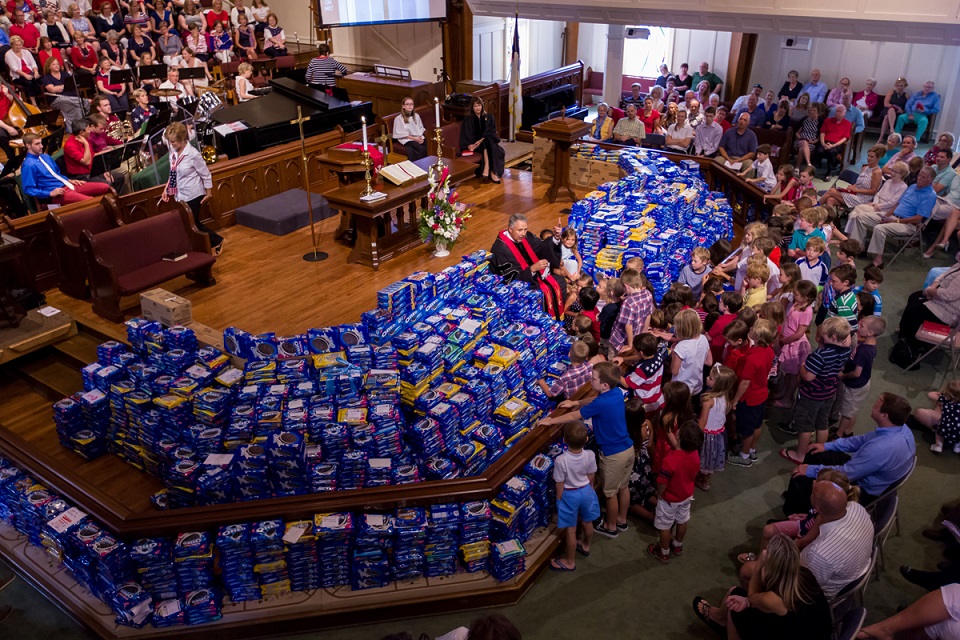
[539,341,593,401]
[611,269,655,353]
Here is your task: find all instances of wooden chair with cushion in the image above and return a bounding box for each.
[47,195,124,299]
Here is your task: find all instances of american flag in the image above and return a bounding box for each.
[508,13,523,141]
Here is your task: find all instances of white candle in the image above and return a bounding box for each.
[361,116,368,151]
[435,97,440,126]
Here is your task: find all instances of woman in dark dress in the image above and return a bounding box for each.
[459,96,505,184]
[693,534,832,640]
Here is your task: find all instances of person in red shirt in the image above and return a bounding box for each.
[579,287,601,342]
[708,291,743,363]
[62,118,123,192]
[716,106,732,132]
[0,83,20,159]
[721,319,750,373]
[204,0,229,31]
[817,104,852,177]
[649,420,703,563]
[70,35,100,76]
[728,319,777,467]
[9,9,40,50]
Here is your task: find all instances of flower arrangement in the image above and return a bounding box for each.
[418,165,471,254]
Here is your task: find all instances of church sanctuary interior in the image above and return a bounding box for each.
[1,0,960,638]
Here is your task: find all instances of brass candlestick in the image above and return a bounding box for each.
[434,127,444,173]
[360,150,375,197]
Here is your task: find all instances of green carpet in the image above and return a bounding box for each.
[2,136,953,640]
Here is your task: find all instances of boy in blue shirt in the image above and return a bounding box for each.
[539,361,634,539]
[787,207,828,259]
[853,265,883,316]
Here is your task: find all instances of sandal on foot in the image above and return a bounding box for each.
[737,552,757,564]
[575,542,590,557]
[549,558,575,572]
[692,596,726,635]
[778,448,803,465]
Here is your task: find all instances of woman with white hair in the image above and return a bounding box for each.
[853,78,879,118]
[924,132,957,166]
[648,85,665,113]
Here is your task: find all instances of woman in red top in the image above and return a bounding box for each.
[205,0,229,31]
[0,84,19,160]
[638,96,661,135]
[70,33,100,75]
[36,36,64,70]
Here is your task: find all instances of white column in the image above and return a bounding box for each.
[935,46,960,145]
[602,24,624,108]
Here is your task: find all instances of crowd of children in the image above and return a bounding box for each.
[536,192,895,567]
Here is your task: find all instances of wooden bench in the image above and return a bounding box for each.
[46,196,123,299]
[80,206,216,322]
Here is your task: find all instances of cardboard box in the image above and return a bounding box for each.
[140,289,193,327]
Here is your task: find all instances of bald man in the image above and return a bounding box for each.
[799,480,874,597]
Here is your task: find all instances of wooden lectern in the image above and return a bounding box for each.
[533,117,591,203]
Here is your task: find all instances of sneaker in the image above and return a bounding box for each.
[593,520,619,539]
[931,442,944,454]
[728,455,753,467]
[616,522,629,532]
[647,543,670,563]
[749,450,758,461]
[670,542,684,557]
[778,423,798,436]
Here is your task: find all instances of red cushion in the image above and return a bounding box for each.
[116,252,215,295]
[94,211,192,275]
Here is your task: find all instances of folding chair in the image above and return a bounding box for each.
[905,320,960,378]
[829,545,878,620]
[870,493,898,576]
[834,607,867,640]
[887,215,932,267]
[865,456,916,537]
[642,133,665,149]
[832,168,861,190]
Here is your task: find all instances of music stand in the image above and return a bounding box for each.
[250,59,276,76]
[90,146,125,175]
[178,67,207,82]
[178,96,200,116]
[109,69,136,86]
[0,150,25,180]
[41,127,65,153]
[138,63,169,81]
[24,110,61,131]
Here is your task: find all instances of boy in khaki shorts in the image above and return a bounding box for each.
[539,362,634,538]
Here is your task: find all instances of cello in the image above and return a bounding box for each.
[0,74,47,138]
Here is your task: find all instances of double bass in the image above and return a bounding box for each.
[0,74,47,138]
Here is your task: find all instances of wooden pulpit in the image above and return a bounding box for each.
[533,117,591,203]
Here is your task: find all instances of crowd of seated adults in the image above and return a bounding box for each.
[589,64,950,185]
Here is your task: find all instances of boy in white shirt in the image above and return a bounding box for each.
[743,144,777,192]
[550,421,599,571]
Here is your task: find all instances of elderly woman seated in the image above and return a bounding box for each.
[882,135,917,177]
[584,102,614,142]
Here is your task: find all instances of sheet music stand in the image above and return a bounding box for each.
[24,110,61,131]
[138,63,169,81]
[178,67,207,82]
[41,126,65,153]
[0,149,25,180]
[109,68,136,86]
[90,145,126,175]
[250,59,276,76]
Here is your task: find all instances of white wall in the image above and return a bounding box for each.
[577,22,608,72]
[670,29,731,84]
[472,17,564,82]
[750,34,960,136]
[267,0,443,81]
[333,22,444,81]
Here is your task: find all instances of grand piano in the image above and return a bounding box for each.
[209,77,374,158]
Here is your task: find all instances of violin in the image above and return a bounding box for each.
[0,74,46,137]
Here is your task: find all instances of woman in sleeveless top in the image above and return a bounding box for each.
[879,77,909,139]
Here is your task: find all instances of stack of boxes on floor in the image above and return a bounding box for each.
[569,150,734,302]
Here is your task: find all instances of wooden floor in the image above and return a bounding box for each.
[0,167,571,529]
[45,168,570,339]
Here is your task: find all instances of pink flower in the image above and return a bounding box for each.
[432,223,440,230]
[449,191,459,204]
[454,218,462,226]
[440,167,450,184]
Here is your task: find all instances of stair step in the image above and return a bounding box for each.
[16,356,83,400]
[50,330,102,369]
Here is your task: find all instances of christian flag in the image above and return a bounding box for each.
[508,12,523,141]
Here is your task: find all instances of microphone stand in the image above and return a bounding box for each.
[63,47,88,117]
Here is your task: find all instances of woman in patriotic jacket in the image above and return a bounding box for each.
[491,213,567,319]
